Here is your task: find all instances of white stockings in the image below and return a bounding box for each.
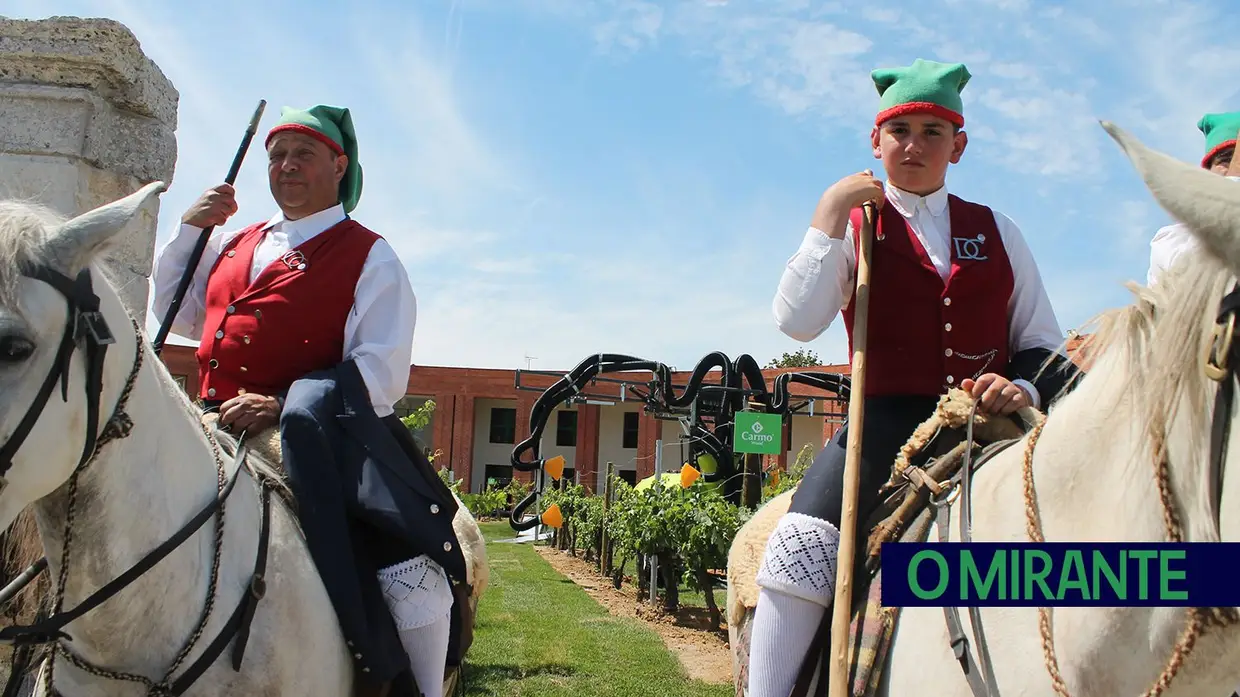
[747,512,841,697]
[377,555,456,697]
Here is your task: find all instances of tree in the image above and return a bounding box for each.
[766,348,822,368]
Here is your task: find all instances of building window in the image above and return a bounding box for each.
[622,411,639,449]
[556,410,577,447]
[483,464,513,490]
[618,469,637,486]
[490,407,516,444]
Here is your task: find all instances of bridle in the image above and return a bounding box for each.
[0,263,274,697]
[938,281,1240,697]
[1202,281,1240,534]
[0,264,119,487]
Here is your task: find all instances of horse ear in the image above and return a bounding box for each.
[1101,120,1240,276]
[46,180,168,271]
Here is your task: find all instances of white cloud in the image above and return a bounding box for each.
[672,12,875,122]
[1105,2,1240,162]
[592,0,664,55]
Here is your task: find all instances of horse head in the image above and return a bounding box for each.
[0,181,166,531]
[1104,121,1240,545]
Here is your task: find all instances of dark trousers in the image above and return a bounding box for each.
[788,395,939,545]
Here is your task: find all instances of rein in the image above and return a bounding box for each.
[0,264,274,697]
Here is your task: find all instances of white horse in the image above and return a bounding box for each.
[0,181,487,697]
[726,121,1240,697]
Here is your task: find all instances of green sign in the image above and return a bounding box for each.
[733,411,783,455]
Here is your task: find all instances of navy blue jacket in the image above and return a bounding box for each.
[278,361,468,697]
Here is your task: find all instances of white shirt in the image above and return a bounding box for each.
[150,204,416,416]
[771,185,1065,408]
[1147,175,1240,287]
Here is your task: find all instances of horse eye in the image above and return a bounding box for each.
[0,336,33,363]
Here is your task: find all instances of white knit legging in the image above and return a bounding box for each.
[377,556,456,697]
[747,512,841,697]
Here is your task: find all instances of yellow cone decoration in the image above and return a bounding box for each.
[541,503,564,529]
[544,455,566,481]
[680,463,701,488]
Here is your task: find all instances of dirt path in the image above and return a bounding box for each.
[534,545,734,686]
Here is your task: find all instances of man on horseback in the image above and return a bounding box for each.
[150,104,466,697]
[753,59,1079,696]
[1147,110,1240,287]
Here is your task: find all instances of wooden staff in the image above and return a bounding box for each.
[826,198,877,697]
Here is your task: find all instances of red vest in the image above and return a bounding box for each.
[841,194,1014,397]
[195,218,380,401]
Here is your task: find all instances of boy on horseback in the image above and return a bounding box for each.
[1147,110,1240,287]
[752,59,1078,696]
[151,104,464,697]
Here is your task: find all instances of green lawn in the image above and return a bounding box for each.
[460,521,733,697]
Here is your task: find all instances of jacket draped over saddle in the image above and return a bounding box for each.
[278,360,468,696]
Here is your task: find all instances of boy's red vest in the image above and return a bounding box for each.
[195,219,380,401]
[841,194,1014,397]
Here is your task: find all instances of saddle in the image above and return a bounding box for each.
[861,388,1044,574]
[792,388,1043,697]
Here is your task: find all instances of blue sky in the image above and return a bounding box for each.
[8,0,1240,372]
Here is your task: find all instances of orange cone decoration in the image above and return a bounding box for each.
[544,455,566,481]
[680,463,701,488]
[541,503,564,529]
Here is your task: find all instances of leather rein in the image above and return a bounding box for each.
[0,264,273,697]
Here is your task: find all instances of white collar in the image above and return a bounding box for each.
[261,203,347,245]
[886,184,949,218]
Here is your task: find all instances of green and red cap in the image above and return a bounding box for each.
[1197,111,1240,169]
[265,104,363,213]
[872,59,971,128]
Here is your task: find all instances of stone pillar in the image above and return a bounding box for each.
[0,16,179,318]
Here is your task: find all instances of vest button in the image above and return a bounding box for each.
[226,305,235,314]
[430,504,440,514]
[240,366,248,372]
[215,330,224,339]
[207,388,216,397]
[946,375,955,384]
[254,310,263,319]
[243,336,251,344]
[944,323,952,331]
[209,359,218,369]
[226,250,236,258]
[943,297,952,306]
[238,388,247,395]
[443,542,453,552]
[944,348,953,357]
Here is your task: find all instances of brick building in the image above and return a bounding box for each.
[159,335,1088,494]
